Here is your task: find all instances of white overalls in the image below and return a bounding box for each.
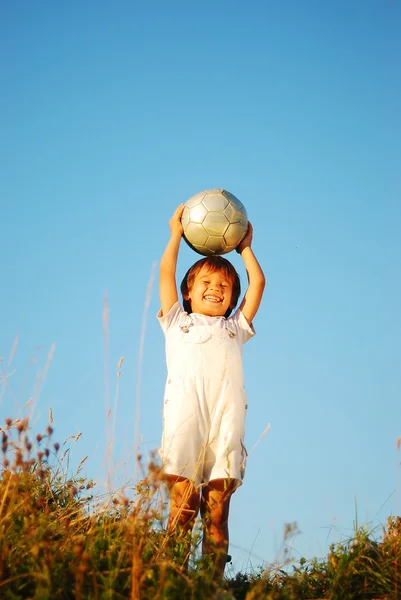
[158,302,255,487]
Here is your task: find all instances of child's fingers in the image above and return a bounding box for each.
[246,221,253,236]
[171,204,185,221]
[169,204,185,235]
[245,222,253,241]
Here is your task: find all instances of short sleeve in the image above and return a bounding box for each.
[227,309,255,344]
[157,301,186,334]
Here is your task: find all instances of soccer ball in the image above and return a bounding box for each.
[181,189,248,256]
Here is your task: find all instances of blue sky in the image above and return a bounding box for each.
[1,0,401,572]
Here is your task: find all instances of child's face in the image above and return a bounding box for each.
[185,266,234,317]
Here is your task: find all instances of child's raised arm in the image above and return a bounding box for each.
[159,204,185,316]
[237,222,266,324]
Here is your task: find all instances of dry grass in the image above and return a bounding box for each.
[0,415,400,599]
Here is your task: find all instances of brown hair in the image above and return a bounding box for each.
[180,256,241,318]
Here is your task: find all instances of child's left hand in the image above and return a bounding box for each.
[236,221,253,254]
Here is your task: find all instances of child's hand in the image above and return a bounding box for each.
[236,221,253,254]
[169,204,185,237]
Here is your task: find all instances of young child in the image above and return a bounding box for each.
[158,204,265,576]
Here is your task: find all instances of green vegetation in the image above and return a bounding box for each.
[0,418,400,599]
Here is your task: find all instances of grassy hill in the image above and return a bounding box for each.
[0,418,399,599]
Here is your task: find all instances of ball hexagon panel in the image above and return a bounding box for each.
[189,203,208,224]
[222,190,241,205]
[184,222,209,246]
[185,191,207,208]
[205,236,227,254]
[181,208,191,229]
[192,245,213,256]
[223,244,237,254]
[202,192,229,212]
[223,202,241,223]
[224,222,247,246]
[202,212,229,236]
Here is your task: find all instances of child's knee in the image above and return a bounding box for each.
[169,504,197,528]
[168,478,200,530]
[201,482,235,526]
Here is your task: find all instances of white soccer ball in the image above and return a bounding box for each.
[181,189,248,256]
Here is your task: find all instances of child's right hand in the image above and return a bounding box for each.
[236,221,253,254]
[169,204,185,237]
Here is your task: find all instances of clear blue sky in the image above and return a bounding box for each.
[1,0,401,572]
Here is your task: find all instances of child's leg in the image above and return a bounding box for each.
[166,476,200,569]
[167,475,200,533]
[200,478,238,577]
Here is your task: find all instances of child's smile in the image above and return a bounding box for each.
[185,267,233,316]
[203,294,222,303]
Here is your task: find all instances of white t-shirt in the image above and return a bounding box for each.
[158,301,255,383]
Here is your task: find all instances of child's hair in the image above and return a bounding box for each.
[180,256,241,318]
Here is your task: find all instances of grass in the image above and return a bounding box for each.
[0,417,400,599]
